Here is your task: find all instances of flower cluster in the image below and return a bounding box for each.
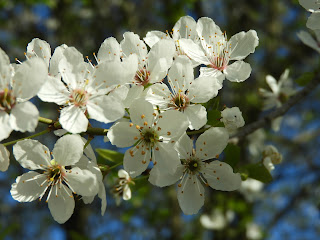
[0,15,271,222]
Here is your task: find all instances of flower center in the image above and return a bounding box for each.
[207,32,231,71]
[134,67,150,86]
[0,88,16,113]
[70,89,88,107]
[185,158,201,174]
[169,91,189,111]
[47,163,65,183]
[141,128,159,147]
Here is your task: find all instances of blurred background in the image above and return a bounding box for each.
[1,0,320,239]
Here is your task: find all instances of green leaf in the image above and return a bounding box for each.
[204,96,220,110]
[224,144,240,168]
[95,149,124,163]
[295,72,314,86]
[245,163,273,183]
[207,109,224,127]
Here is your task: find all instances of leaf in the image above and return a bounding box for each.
[95,149,124,163]
[295,72,314,86]
[245,163,273,183]
[206,109,224,127]
[224,144,240,168]
[204,96,220,111]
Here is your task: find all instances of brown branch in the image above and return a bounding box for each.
[231,75,320,140]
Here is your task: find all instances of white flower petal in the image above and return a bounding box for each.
[49,44,68,76]
[123,145,150,178]
[145,83,171,109]
[172,16,197,40]
[199,67,225,84]
[149,163,183,187]
[184,104,207,130]
[123,85,144,108]
[174,133,193,159]
[168,55,194,91]
[0,48,13,88]
[27,38,51,66]
[52,134,84,166]
[177,174,205,215]
[87,95,125,123]
[229,30,259,61]
[48,185,75,224]
[271,116,283,132]
[196,17,222,44]
[157,110,189,140]
[0,144,10,172]
[123,185,131,200]
[307,12,320,30]
[178,39,211,65]
[10,171,47,202]
[224,61,251,82]
[144,31,169,48]
[64,167,99,196]
[12,58,48,99]
[299,0,320,12]
[266,75,279,94]
[129,99,155,127]
[189,76,222,103]
[98,182,107,215]
[9,101,39,132]
[59,105,88,134]
[107,122,140,148]
[38,76,69,104]
[13,139,51,169]
[0,111,12,141]
[195,127,229,160]
[118,169,130,179]
[152,142,180,175]
[297,30,320,53]
[97,37,121,62]
[121,32,148,60]
[203,161,241,191]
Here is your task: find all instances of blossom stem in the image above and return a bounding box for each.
[3,129,51,147]
[108,162,123,170]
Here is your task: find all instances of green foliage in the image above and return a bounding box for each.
[0,223,20,240]
[244,163,273,183]
[224,144,241,169]
[95,148,124,164]
[295,72,314,86]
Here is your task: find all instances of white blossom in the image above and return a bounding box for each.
[113,169,133,205]
[0,48,47,141]
[10,135,100,223]
[146,56,221,130]
[107,99,189,180]
[149,128,241,215]
[297,30,320,54]
[262,145,282,173]
[220,107,245,133]
[299,0,320,30]
[239,178,264,202]
[0,144,10,172]
[200,209,235,230]
[179,17,259,83]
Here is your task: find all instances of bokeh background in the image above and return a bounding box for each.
[0,0,320,239]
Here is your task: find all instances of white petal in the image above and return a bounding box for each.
[266,75,279,94]
[107,122,140,148]
[27,38,51,66]
[9,101,39,132]
[13,139,51,169]
[38,76,69,104]
[123,145,150,178]
[0,144,10,172]
[98,182,107,215]
[129,99,155,127]
[87,95,124,123]
[148,57,171,83]
[123,185,131,200]
[224,61,251,82]
[184,104,207,130]
[299,0,320,11]
[174,133,193,159]
[59,105,88,134]
[189,76,222,103]
[168,55,194,91]
[199,67,225,84]
[49,44,68,76]
[108,85,129,103]
[145,83,171,109]
[143,31,169,48]
[149,163,183,187]
[0,111,12,141]
[271,116,283,132]
[48,185,75,224]
[0,48,13,88]
[152,142,180,174]
[157,110,189,140]
[195,127,229,160]
[10,172,46,202]
[229,30,259,61]
[64,167,99,196]
[196,17,222,44]
[173,16,197,40]
[121,32,148,60]
[178,39,211,65]
[52,134,84,166]
[123,85,144,108]
[12,58,48,99]
[307,12,320,30]
[297,30,320,53]
[97,37,121,62]
[177,174,205,215]
[203,161,241,191]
